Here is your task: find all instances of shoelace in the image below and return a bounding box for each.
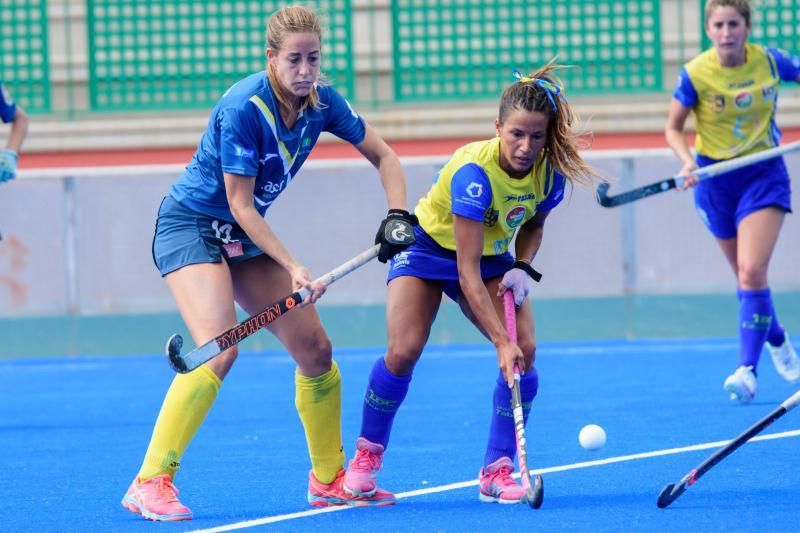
[489,466,517,487]
[352,448,380,472]
[154,477,180,503]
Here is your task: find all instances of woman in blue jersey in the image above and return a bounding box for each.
[121,5,413,521]
[665,0,800,403]
[342,61,599,504]
[0,81,29,184]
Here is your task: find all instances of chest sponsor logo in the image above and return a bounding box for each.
[504,193,535,202]
[505,205,526,229]
[734,91,753,110]
[262,177,288,195]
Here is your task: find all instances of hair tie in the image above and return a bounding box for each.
[512,69,567,112]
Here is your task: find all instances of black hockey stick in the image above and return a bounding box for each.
[502,291,544,509]
[657,388,800,508]
[166,244,380,373]
[598,141,800,207]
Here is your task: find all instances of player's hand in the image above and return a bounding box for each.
[678,161,699,190]
[374,209,417,263]
[498,268,529,307]
[289,264,326,306]
[0,149,18,184]
[497,341,524,388]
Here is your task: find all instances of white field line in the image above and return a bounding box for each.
[186,429,800,533]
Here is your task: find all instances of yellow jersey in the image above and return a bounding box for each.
[414,138,565,256]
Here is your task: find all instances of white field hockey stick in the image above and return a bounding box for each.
[598,141,800,207]
[657,387,800,508]
[503,290,544,509]
[166,244,380,373]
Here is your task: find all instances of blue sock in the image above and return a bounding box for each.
[738,288,773,369]
[359,357,412,449]
[766,305,787,347]
[484,367,539,468]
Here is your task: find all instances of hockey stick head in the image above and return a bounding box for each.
[596,183,613,207]
[166,334,188,373]
[528,474,544,509]
[656,482,687,508]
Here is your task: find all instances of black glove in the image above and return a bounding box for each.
[374,209,417,263]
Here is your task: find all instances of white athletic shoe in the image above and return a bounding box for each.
[723,365,757,403]
[766,332,800,383]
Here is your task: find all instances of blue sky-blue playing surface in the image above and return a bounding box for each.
[1,337,798,532]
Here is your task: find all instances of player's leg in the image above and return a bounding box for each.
[123,261,236,521]
[230,254,395,507]
[736,207,799,381]
[343,275,442,497]
[459,277,538,503]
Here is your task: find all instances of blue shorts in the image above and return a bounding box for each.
[693,155,792,239]
[152,195,264,276]
[387,226,514,301]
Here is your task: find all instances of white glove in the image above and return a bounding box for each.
[500,267,530,307]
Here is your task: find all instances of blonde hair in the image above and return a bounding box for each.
[499,59,599,188]
[265,5,327,116]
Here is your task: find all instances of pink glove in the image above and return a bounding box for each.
[500,267,530,306]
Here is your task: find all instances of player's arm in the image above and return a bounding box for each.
[5,105,28,153]
[454,213,521,387]
[665,99,697,188]
[223,172,324,303]
[355,123,407,211]
[514,209,549,265]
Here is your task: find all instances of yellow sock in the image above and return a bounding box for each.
[138,365,221,480]
[295,361,344,484]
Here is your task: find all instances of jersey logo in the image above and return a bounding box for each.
[505,206,527,229]
[734,91,753,110]
[466,182,483,198]
[234,145,255,160]
[483,208,498,227]
[504,193,535,202]
[708,94,725,113]
[260,153,278,164]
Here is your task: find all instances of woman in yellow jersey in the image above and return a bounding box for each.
[341,61,599,504]
[665,0,800,403]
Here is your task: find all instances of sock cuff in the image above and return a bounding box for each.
[196,364,222,390]
[737,287,771,300]
[373,357,412,385]
[295,360,340,390]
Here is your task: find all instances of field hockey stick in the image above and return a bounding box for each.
[598,141,800,207]
[502,290,544,509]
[657,387,800,509]
[165,244,380,373]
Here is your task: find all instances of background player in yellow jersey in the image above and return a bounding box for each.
[0,80,29,185]
[665,0,800,403]
[341,61,599,504]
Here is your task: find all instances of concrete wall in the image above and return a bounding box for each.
[2,149,799,317]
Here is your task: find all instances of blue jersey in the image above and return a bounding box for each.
[0,81,17,123]
[170,71,366,221]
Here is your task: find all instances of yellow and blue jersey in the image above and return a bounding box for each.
[170,72,365,222]
[0,81,17,124]
[414,138,566,256]
[673,44,800,159]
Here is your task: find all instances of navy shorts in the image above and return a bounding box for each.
[152,195,264,276]
[387,226,514,301]
[693,155,792,239]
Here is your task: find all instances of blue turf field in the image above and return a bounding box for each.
[1,337,798,532]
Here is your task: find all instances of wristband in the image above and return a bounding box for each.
[512,260,542,282]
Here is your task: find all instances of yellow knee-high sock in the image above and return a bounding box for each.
[295,361,344,484]
[138,365,221,481]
